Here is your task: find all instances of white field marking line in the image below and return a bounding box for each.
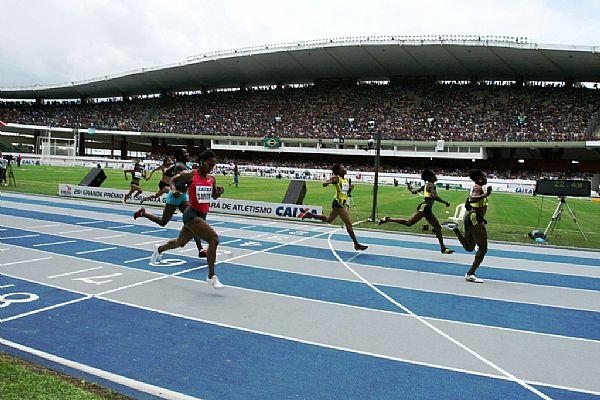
[123,256,152,264]
[345,253,362,264]
[0,228,7,231]
[220,238,242,245]
[141,228,167,234]
[0,234,40,240]
[104,224,134,229]
[178,247,200,253]
[0,257,53,267]
[1,296,92,323]
[249,233,269,239]
[134,239,164,246]
[275,228,290,233]
[0,338,202,400]
[75,220,104,225]
[25,223,60,229]
[93,229,333,297]
[326,225,553,400]
[214,250,600,315]
[48,266,104,279]
[58,228,92,234]
[0,248,8,251]
[33,240,77,247]
[75,247,118,255]
[96,295,600,397]
[208,221,227,226]
[94,234,127,240]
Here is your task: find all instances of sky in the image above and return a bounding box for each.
[0,0,599,87]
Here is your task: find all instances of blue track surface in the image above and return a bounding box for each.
[1,194,599,399]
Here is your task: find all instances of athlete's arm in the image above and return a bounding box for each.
[171,170,194,192]
[124,169,132,180]
[469,185,489,200]
[212,177,224,199]
[323,176,339,187]
[428,184,450,207]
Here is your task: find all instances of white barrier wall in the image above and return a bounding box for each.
[58,184,322,220]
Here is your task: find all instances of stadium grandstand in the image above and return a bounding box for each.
[1,36,600,176]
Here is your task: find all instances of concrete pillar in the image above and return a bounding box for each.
[78,132,86,156]
[120,137,127,159]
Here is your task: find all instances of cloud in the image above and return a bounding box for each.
[0,0,598,86]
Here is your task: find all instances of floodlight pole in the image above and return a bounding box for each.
[370,130,381,222]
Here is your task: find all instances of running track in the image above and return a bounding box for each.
[0,192,599,399]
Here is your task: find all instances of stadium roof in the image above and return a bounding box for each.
[2,35,600,100]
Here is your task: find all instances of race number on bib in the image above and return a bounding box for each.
[195,185,213,203]
[341,183,350,194]
[134,171,142,179]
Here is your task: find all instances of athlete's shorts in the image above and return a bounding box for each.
[182,207,207,225]
[464,211,486,229]
[332,199,347,209]
[158,180,169,190]
[165,190,189,206]
[416,202,433,216]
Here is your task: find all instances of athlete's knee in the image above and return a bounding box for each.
[208,233,219,247]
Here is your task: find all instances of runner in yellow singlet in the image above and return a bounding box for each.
[379,169,454,254]
[302,164,368,251]
[445,169,492,283]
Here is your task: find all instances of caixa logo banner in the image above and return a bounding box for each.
[59,184,322,220]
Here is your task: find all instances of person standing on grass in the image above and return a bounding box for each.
[151,149,225,289]
[135,148,207,257]
[378,169,454,255]
[302,163,368,251]
[123,161,148,204]
[445,169,492,283]
[0,152,7,186]
[228,163,239,188]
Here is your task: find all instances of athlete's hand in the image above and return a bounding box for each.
[486,186,493,195]
[215,185,225,196]
[445,201,451,207]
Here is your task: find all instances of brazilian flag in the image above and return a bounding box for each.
[263,136,281,148]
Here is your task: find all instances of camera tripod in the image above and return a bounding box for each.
[543,197,587,240]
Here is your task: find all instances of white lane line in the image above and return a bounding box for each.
[123,256,151,264]
[0,228,7,231]
[25,224,60,229]
[105,224,134,229]
[141,228,167,234]
[0,296,92,323]
[33,240,77,247]
[326,224,553,400]
[178,247,199,253]
[58,229,93,234]
[0,257,53,267]
[275,228,289,234]
[0,234,40,240]
[250,233,269,239]
[0,248,8,251]
[95,234,127,240]
[48,266,104,279]
[75,247,117,255]
[220,238,242,245]
[76,221,103,225]
[95,229,333,297]
[345,253,362,264]
[134,239,164,246]
[208,221,226,226]
[0,338,202,400]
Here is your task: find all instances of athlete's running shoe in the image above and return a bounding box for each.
[465,274,483,283]
[442,222,458,230]
[198,249,208,258]
[377,217,389,225]
[354,244,368,251]
[150,248,162,264]
[133,208,145,220]
[207,275,224,289]
[441,248,455,254]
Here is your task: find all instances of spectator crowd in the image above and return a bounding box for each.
[1,83,599,142]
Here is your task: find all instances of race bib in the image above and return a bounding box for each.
[134,171,142,179]
[195,185,213,203]
[341,183,350,194]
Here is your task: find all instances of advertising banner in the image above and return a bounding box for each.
[58,184,322,220]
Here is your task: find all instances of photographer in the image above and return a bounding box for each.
[0,152,8,186]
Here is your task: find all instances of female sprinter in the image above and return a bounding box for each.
[446,169,492,283]
[378,169,454,255]
[135,148,207,257]
[150,149,225,288]
[302,163,368,251]
[141,156,174,203]
[123,161,148,204]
